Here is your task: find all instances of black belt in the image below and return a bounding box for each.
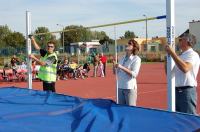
[175,86,194,91]
[43,81,55,83]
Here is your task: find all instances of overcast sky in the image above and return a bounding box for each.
[0,0,200,39]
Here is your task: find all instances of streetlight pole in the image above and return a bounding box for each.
[56,24,65,53]
[143,15,148,50]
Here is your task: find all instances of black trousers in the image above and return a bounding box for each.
[103,63,106,76]
[43,81,56,92]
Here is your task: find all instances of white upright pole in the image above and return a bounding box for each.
[26,11,32,89]
[166,0,175,111]
[114,26,118,104]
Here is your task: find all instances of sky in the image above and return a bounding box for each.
[0,0,200,39]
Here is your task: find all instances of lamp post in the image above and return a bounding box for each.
[143,14,148,51]
[56,24,65,53]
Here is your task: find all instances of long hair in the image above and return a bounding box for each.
[128,39,140,55]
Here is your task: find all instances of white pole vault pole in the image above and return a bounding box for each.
[26,11,32,89]
[114,26,118,104]
[166,0,175,111]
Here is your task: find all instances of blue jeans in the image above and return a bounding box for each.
[176,86,197,115]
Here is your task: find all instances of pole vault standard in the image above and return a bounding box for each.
[166,0,175,111]
[114,26,118,103]
[26,11,32,89]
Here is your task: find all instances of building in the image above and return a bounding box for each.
[189,20,200,51]
[117,37,166,53]
[70,40,101,55]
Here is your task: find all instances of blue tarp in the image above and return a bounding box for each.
[0,87,200,132]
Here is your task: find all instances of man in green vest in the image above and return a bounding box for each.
[29,36,58,92]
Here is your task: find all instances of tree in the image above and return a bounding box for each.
[124,30,136,39]
[4,32,25,48]
[34,27,56,49]
[0,25,12,47]
[63,25,91,45]
[63,25,113,44]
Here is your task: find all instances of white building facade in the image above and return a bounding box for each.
[189,20,200,51]
[70,41,102,55]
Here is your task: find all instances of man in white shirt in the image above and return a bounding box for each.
[115,39,141,106]
[165,33,200,114]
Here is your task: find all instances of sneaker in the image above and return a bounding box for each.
[63,77,67,80]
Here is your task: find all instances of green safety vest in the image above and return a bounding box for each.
[38,52,58,82]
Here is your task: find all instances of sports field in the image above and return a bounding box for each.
[0,63,199,114]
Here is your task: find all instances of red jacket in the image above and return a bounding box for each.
[100,56,107,63]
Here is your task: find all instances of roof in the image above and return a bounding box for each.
[189,20,200,23]
[117,37,167,45]
[70,41,101,46]
[117,38,151,45]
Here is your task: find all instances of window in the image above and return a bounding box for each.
[150,46,156,52]
[120,45,123,52]
[144,44,147,51]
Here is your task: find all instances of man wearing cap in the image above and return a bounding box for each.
[165,33,200,114]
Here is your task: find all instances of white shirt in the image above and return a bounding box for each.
[117,55,141,89]
[19,64,27,70]
[172,48,200,87]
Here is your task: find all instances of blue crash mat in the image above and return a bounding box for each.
[0,87,200,132]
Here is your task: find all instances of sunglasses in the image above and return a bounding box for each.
[179,38,183,42]
[48,45,54,48]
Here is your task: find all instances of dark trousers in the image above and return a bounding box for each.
[103,63,106,76]
[176,86,197,115]
[43,81,56,92]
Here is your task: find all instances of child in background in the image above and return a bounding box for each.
[98,60,104,77]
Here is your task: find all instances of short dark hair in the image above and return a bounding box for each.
[128,39,140,55]
[47,41,56,46]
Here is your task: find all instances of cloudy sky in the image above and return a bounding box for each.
[0,0,200,39]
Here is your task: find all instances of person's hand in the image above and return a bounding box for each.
[28,34,33,39]
[165,44,174,54]
[29,54,36,60]
[28,35,34,40]
[115,63,118,68]
[115,63,122,69]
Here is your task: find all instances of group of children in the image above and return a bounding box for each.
[56,59,90,80]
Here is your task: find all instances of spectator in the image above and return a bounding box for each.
[77,65,86,79]
[10,55,20,75]
[61,59,70,80]
[69,61,78,80]
[93,53,99,77]
[19,61,27,70]
[98,60,104,77]
[32,61,37,79]
[111,55,116,74]
[86,54,93,64]
[83,62,90,74]
[99,53,107,76]
[56,60,63,80]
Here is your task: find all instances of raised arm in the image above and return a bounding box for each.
[30,36,41,50]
